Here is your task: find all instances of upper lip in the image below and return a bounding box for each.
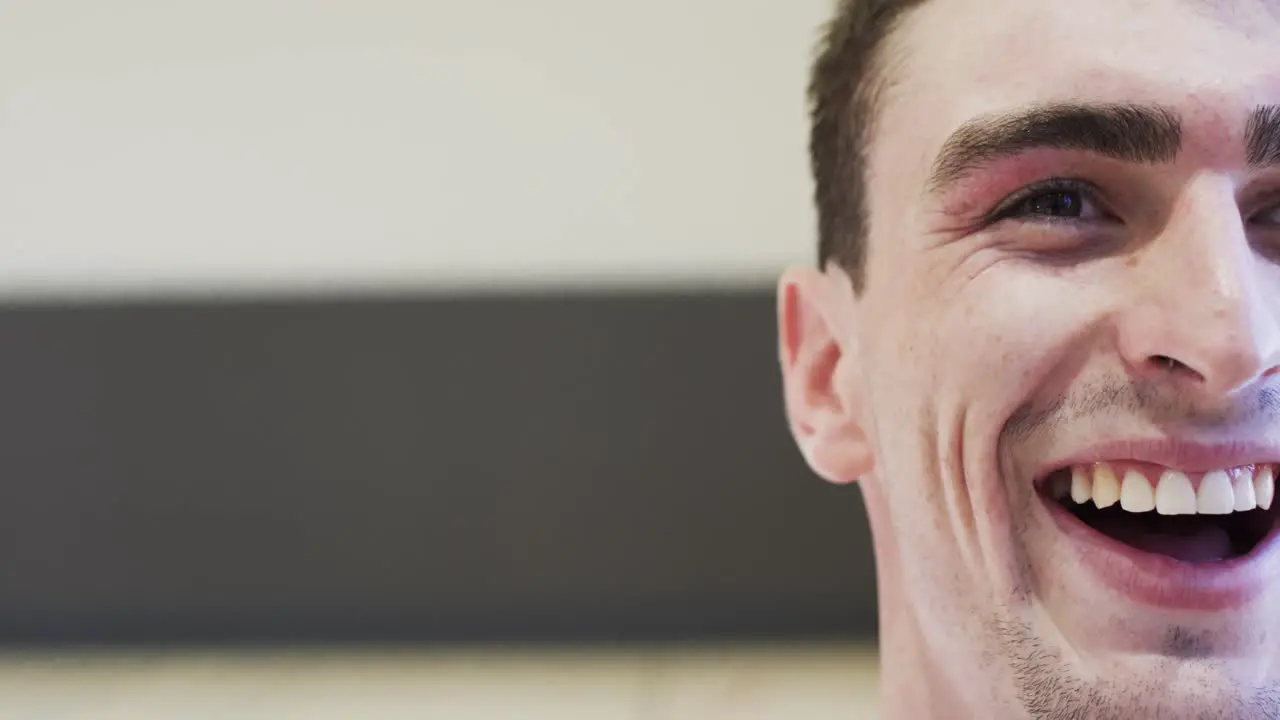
[1032,437,1280,487]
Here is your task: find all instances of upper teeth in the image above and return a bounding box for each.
[1063,464,1275,515]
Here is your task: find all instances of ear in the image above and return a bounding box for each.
[777,266,873,485]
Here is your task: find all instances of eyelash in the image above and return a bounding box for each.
[985,178,1108,227]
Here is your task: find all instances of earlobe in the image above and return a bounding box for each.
[777,267,874,485]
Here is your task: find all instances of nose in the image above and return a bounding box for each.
[1116,181,1280,397]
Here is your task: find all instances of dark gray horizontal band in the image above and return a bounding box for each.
[0,291,874,645]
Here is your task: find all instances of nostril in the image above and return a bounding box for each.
[1149,355,1200,378]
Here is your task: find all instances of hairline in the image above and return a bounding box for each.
[816,1,930,292]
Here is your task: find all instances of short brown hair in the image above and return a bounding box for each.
[810,0,928,292]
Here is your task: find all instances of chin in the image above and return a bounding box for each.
[984,593,1280,719]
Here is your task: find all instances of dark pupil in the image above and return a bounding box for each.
[1028,191,1081,217]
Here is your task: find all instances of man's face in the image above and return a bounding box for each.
[782,0,1280,716]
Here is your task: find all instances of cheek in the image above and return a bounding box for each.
[857,250,1114,475]
[941,264,1106,392]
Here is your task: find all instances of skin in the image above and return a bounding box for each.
[779,1,1280,717]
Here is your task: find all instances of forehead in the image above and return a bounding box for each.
[869,0,1280,197]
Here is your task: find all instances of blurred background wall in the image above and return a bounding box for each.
[0,0,877,646]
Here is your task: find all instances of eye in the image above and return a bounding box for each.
[986,178,1112,228]
[1019,190,1084,217]
[981,179,1122,262]
[1251,202,1280,227]
[1006,187,1102,222]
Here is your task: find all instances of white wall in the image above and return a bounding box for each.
[0,1,829,299]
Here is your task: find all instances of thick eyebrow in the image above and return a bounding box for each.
[1246,105,1280,167]
[926,103,1182,194]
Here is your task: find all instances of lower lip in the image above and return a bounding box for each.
[1041,496,1280,611]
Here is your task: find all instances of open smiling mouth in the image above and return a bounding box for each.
[1043,465,1280,563]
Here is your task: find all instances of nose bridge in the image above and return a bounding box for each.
[1160,186,1250,319]
[1122,179,1280,394]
